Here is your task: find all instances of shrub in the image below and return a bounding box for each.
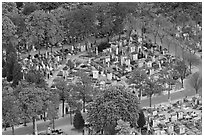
[73,110,84,129]
[137,110,146,128]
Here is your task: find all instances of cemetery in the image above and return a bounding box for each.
[2,2,202,135]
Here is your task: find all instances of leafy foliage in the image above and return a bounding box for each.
[25,69,46,88]
[25,10,64,50]
[2,16,17,45]
[86,86,140,134]
[173,60,188,87]
[188,71,202,94]
[115,119,133,135]
[22,2,40,15]
[137,110,146,128]
[73,110,85,129]
[2,86,20,134]
[18,86,50,119]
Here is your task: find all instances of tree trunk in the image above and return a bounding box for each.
[70,108,72,125]
[51,45,53,55]
[154,34,157,44]
[43,112,46,121]
[168,84,171,100]
[23,116,27,126]
[52,118,55,130]
[195,89,198,94]
[181,78,184,88]
[140,90,142,100]
[83,96,86,113]
[12,125,14,135]
[189,62,192,74]
[149,94,152,107]
[32,117,35,135]
[128,29,133,41]
[62,99,65,117]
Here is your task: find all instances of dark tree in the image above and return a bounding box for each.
[137,110,146,128]
[73,110,85,130]
[11,62,23,87]
[22,2,40,15]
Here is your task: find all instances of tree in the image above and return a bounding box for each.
[86,86,140,134]
[18,85,50,134]
[2,86,20,135]
[159,66,177,100]
[24,69,46,88]
[11,61,23,87]
[64,6,96,44]
[37,2,62,12]
[2,2,18,17]
[115,119,135,135]
[128,68,148,100]
[2,16,17,46]
[188,71,202,94]
[4,40,22,84]
[143,74,164,107]
[173,60,188,88]
[54,79,71,117]
[137,110,146,129]
[183,52,201,73]
[26,10,64,54]
[71,70,93,113]
[73,110,85,130]
[21,2,40,15]
[47,90,60,130]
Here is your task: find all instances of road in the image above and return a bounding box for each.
[2,115,76,135]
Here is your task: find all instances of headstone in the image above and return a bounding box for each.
[152,56,156,62]
[147,61,152,68]
[121,56,125,65]
[168,124,174,133]
[106,56,110,62]
[107,72,112,80]
[115,56,118,62]
[126,58,130,66]
[92,70,99,79]
[116,47,119,55]
[153,110,157,116]
[124,39,127,45]
[179,125,185,134]
[159,62,162,70]
[96,47,98,55]
[152,119,157,128]
[107,62,110,67]
[81,45,86,52]
[133,54,138,60]
[171,114,177,122]
[178,111,183,120]
[138,61,143,68]
[130,46,136,53]
[138,37,142,43]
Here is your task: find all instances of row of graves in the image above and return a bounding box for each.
[85,32,177,91]
[142,94,202,135]
[20,44,84,81]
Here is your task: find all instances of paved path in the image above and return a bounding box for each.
[2,115,79,135]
